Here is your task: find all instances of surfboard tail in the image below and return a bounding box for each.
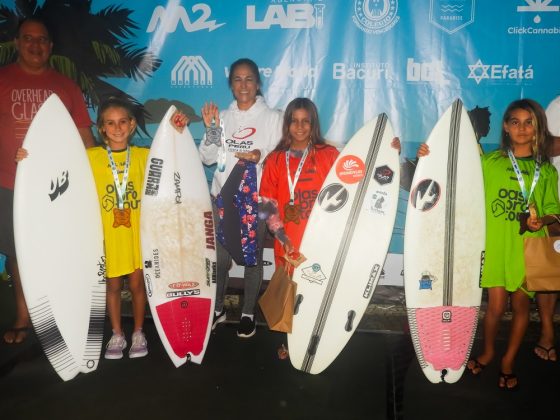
[407,305,479,382]
[156,297,212,362]
[28,297,81,381]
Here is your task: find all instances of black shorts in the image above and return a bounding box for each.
[0,187,15,257]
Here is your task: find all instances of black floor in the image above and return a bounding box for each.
[1,281,560,419]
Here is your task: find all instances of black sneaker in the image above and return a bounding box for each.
[212,309,227,330]
[237,316,256,338]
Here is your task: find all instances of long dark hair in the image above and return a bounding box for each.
[274,98,326,151]
[500,98,552,163]
[228,58,263,96]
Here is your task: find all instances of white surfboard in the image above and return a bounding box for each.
[546,95,560,136]
[141,106,216,367]
[404,99,484,384]
[288,114,400,374]
[14,94,105,382]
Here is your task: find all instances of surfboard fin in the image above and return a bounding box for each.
[345,310,356,332]
[294,294,303,315]
[307,335,320,356]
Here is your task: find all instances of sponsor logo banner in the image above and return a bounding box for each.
[146,3,225,33]
[171,56,212,87]
[247,2,325,29]
[467,59,534,85]
[429,0,475,34]
[352,0,400,34]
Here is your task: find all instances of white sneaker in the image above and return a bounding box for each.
[105,332,127,360]
[129,330,148,358]
[212,309,227,330]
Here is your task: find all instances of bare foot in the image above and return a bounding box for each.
[3,326,30,344]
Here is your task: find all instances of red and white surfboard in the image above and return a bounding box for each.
[141,106,216,367]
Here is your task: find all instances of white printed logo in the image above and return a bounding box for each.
[468,59,534,85]
[247,2,325,29]
[509,1,560,34]
[429,0,475,34]
[147,2,225,33]
[406,58,449,85]
[171,56,212,87]
[518,0,559,24]
[332,62,391,81]
[224,65,317,80]
[301,263,327,285]
[343,159,360,170]
[352,0,400,34]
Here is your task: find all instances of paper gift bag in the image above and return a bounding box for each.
[258,264,297,333]
[524,235,560,292]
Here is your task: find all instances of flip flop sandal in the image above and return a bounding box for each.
[467,358,486,375]
[534,344,557,362]
[498,372,519,391]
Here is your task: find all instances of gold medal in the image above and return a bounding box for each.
[528,203,538,221]
[113,207,132,228]
[284,203,301,224]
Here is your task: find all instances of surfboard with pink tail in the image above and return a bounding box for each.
[404,99,485,383]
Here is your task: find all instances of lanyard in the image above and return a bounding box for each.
[285,146,310,205]
[507,149,540,208]
[106,146,130,210]
[217,119,226,172]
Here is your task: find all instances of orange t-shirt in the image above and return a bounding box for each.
[260,145,339,266]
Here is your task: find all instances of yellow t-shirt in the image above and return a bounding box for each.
[87,146,149,278]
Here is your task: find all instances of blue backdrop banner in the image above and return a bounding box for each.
[2,0,559,284]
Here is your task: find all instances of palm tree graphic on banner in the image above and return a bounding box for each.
[0,0,161,136]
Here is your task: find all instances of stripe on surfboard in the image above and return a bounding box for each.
[83,288,105,370]
[443,99,462,306]
[29,296,80,378]
[302,114,388,372]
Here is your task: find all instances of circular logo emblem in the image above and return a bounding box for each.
[336,155,366,184]
[410,179,441,212]
[554,240,560,253]
[352,0,400,34]
[232,127,256,140]
[317,183,349,212]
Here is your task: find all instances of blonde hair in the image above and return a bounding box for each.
[96,97,137,145]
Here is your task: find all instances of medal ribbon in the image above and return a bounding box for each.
[507,149,540,210]
[217,119,226,172]
[106,145,130,210]
[285,145,310,205]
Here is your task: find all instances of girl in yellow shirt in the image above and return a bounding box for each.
[88,97,150,360]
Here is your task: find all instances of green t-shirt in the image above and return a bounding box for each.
[481,150,560,292]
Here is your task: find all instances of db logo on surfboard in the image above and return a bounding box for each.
[336,155,365,184]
